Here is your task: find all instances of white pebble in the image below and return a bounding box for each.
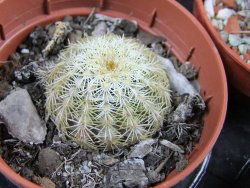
[204,0,215,18]
[242,37,250,45]
[64,164,73,173]
[21,48,30,54]
[237,10,248,17]
[211,19,224,30]
[62,172,68,177]
[238,44,250,54]
[228,34,242,46]
[247,60,250,64]
[158,56,199,96]
[216,8,236,20]
[238,20,245,28]
[220,31,229,42]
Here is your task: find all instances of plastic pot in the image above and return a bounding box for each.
[193,0,250,97]
[0,0,227,187]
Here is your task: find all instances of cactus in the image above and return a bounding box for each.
[40,34,171,150]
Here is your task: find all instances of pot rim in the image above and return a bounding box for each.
[195,0,250,72]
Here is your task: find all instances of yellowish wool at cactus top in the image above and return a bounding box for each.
[41,34,171,150]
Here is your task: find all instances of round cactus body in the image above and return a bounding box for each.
[41,34,171,150]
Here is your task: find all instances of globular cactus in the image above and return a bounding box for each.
[40,34,171,150]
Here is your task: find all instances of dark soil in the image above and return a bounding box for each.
[0,13,205,188]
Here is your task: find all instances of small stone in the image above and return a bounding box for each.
[95,14,118,23]
[224,16,241,33]
[239,20,246,29]
[74,16,86,24]
[92,21,108,37]
[228,34,242,46]
[151,42,166,56]
[14,71,22,81]
[37,148,62,177]
[242,37,250,45]
[68,30,82,43]
[136,30,165,46]
[220,31,229,42]
[105,158,148,188]
[62,172,68,177]
[79,161,91,174]
[52,134,61,144]
[247,60,250,64]
[237,9,249,17]
[117,19,138,33]
[238,44,250,54]
[94,153,119,166]
[87,153,93,161]
[128,139,157,159]
[0,88,46,144]
[144,152,163,167]
[64,164,74,173]
[204,0,215,18]
[160,139,184,153]
[238,0,250,10]
[167,94,205,124]
[211,18,224,30]
[21,48,30,54]
[113,19,138,37]
[216,8,236,20]
[178,61,198,80]
[21,65,33,80]
[14,62,38,83]
[70,23,81,30]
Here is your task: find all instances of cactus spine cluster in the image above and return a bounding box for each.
[41,34,171,150]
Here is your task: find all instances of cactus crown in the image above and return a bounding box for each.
[41,34,171,150]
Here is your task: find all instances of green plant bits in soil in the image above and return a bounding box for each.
[40,34,171,150]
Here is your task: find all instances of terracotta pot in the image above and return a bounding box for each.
[0,0,227,187]
[194,0,250,97]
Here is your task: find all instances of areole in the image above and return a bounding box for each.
[0,0,227,187]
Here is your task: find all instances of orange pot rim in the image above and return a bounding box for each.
[195,0,250,73]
